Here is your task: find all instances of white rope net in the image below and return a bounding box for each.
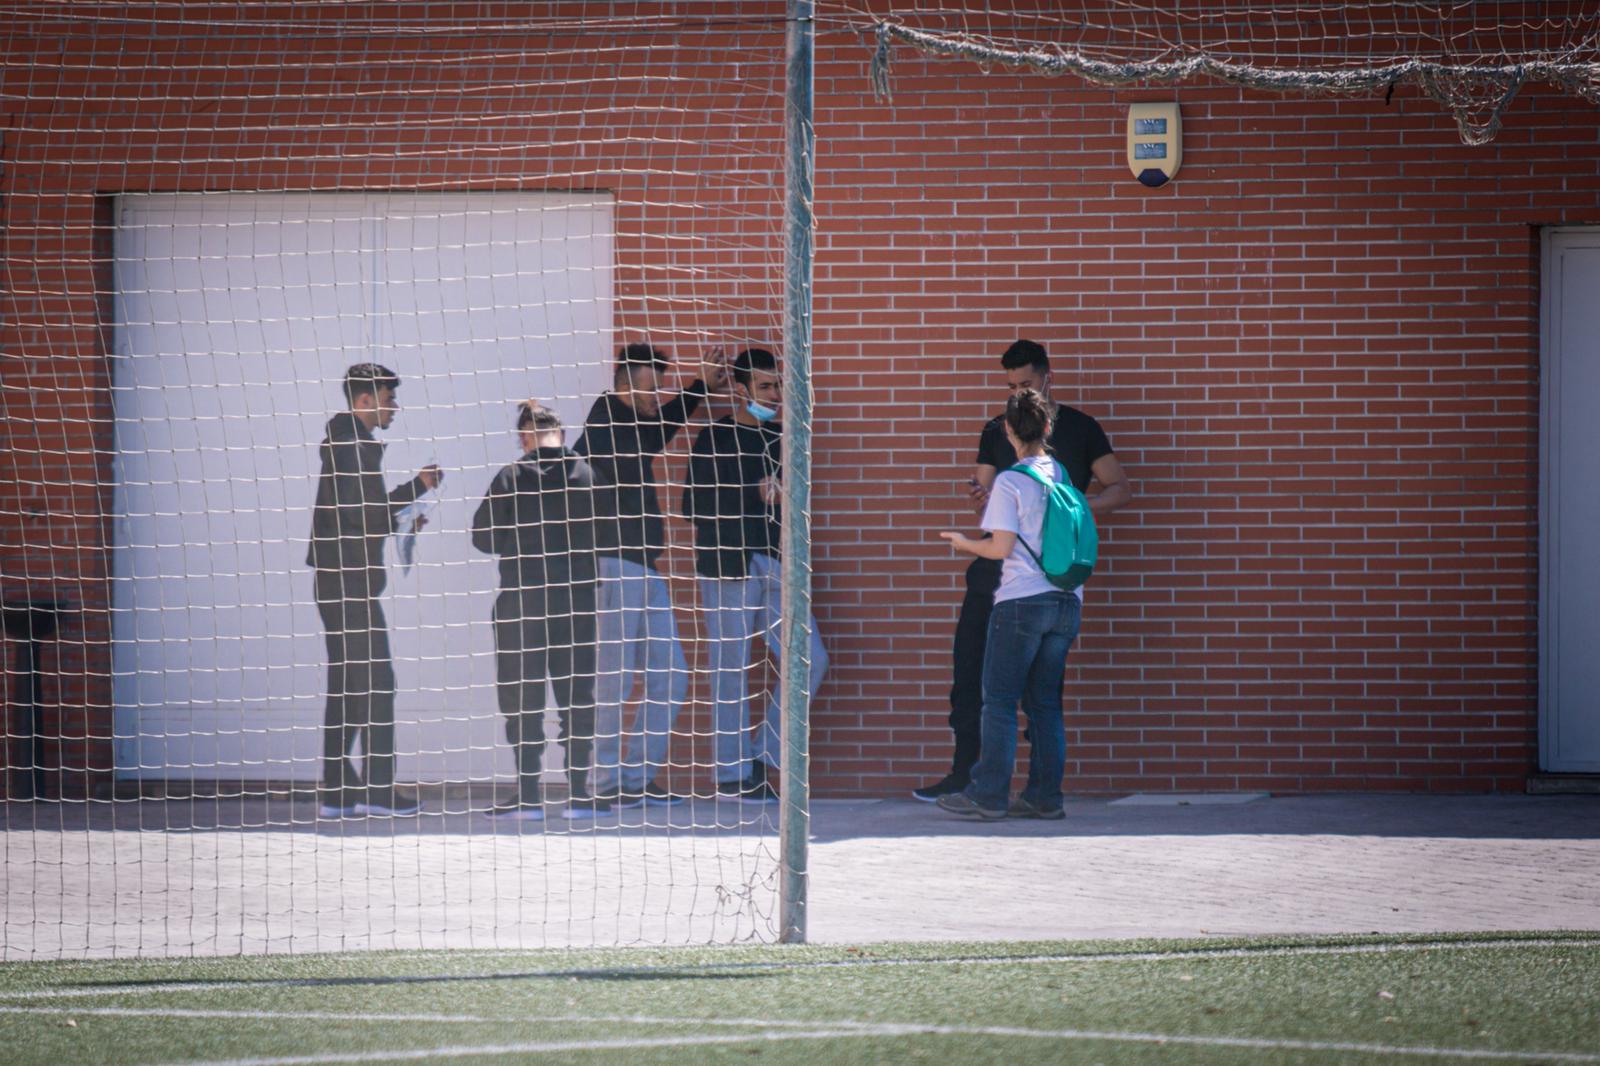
[860,2,1600,144]
[2,3,805,957]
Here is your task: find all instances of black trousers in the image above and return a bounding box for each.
[947,557,1002,780]
[315,572,396,808]
[493,588,597,803]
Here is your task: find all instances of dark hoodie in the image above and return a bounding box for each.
[471,446,600,601]
[306,412,426,598]
[682,416,782,580]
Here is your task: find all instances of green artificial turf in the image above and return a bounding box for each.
[0,932,1596,1064]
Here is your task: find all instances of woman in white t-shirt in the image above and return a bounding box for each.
[938,388,1081,821]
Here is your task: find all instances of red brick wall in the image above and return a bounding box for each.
[811,39,1596,794]
[4,4,1595,797]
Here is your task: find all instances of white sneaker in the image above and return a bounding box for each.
[355,801,421,817]
[317,804,357,820]
[561,796,616,820]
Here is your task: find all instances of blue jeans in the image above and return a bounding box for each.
[698,552,829,784]
[966,591,1082,812]
[591,556,689,794]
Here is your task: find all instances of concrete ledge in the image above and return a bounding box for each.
[1109,792,1271,806]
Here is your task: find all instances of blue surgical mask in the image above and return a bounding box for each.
[746,399,779,423]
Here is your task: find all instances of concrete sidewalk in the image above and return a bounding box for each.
[809,794,1600,942]
[2,793,1595,955]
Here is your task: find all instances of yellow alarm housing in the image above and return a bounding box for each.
[1127,102,1182,187]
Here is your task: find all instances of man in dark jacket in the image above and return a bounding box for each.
[683,347,828,802]
[576,342,725,808]
[472,401,602,821]
[307,363,441,820]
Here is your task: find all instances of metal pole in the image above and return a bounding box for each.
[779,0,815,946]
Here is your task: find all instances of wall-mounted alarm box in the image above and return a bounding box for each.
[1127,102,1182,187]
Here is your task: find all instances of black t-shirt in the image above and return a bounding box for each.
[574,382,706,567]
[967,403,1113,586]
[975,403,1112,493]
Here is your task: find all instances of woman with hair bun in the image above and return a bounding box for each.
[938,387,1079,822]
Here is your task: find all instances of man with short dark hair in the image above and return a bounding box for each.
[576,342,726,809]
[307,363,442,820]
[472,401,601,822]
[683,347,828,801]
[913,339,1132,803]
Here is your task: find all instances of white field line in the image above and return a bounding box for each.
[163,1022,1600,1066]
[172,1031,871,1066]
[0,1006,497,1024]
[4,935,1598,1002]
[319,934,1600,969]
[0,1007,854,1028]
[5,1006,1598,1066]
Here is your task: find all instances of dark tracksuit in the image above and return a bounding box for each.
[949,556,1004,777]
[471,446,600,804]
[306,412,426,809]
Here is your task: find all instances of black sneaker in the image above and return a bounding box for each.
[640,781,687,807]
[488,802,545,823]
[935,791,1007,821]
[613,781,687,810]
[912,773,969,803]
[716,777,778,803]
[609,789,645,810]
[1007,795,1066,821]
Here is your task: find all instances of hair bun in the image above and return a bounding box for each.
[1004,387,1051,445]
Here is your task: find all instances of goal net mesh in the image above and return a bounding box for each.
[3,3,799,956]
[7,0,1596,961]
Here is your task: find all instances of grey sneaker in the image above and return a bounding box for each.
[1008,795,1066,820]
[935,791,1007,821]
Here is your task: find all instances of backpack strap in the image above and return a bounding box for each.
[1004,460,1065,569]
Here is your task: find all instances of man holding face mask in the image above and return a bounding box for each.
[683,347,828,802]
[307,362,442,820]
[577,342,726,810]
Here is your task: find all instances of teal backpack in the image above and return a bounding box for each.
[1008,460,1098,591]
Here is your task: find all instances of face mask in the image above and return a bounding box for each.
[745,399,779,423]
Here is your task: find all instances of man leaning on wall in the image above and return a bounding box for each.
[914,339,1132,803]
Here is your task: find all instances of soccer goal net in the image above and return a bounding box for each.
[3,4,810,957]
[869,2,1600,146]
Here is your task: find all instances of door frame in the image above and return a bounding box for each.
[1539,225,1600,772]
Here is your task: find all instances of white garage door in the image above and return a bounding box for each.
[111,191,613,782]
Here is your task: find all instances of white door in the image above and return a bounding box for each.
[111,191,613,783]
[1540,228,1600,772]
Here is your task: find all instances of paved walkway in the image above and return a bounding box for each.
[2,794,1595,956]
[809,794,1600,942]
